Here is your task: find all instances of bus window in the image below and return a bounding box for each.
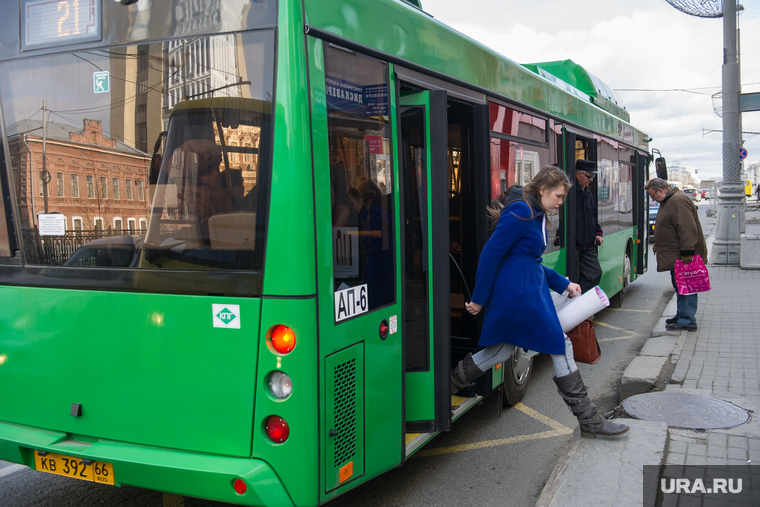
[488,103,562,253]
[1,30,274,273]
[324,44,395,313]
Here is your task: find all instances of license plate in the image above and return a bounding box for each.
[34,450,115,486]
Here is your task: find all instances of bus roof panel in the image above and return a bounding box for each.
[305,0,646,147]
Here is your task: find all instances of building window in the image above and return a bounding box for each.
[100,176,108,199]
[244,142,252,164]
[139,218,147,233]
[114,219,122,232]
[229,141,238,163]
[94,217,103,230]
[137,180,144,201]
[86,175,95,198]
[73,218,82,231]
[112,178,120,199]
[39,171,44,196]
[128,218,136,234]
[126,179,133,200]
[71,174,79,198]
[57,173,64,197]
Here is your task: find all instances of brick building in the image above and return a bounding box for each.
[7,118,151,234]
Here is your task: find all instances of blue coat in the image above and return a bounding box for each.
[471,199,570,354]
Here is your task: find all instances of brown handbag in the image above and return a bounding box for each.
[567,319,601,364]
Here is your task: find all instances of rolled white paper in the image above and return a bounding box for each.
[556,286,610,332]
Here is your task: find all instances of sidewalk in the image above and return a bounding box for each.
[537,205,760,507]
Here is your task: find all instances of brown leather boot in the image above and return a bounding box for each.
[553,370,629,439]
[450,353,484,394]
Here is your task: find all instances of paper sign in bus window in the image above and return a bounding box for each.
[333,227,359,278]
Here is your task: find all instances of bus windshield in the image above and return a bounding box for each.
[1,30,274,275]
[141,99,270,271]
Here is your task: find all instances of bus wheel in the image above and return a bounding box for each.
[616,251,632,307]
[503,348,533,406]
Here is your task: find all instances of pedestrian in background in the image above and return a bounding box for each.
[573,160,603,294]
[645,178,707,332]
[450,166,629,439]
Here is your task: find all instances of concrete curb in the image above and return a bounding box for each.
[535,420,668,507]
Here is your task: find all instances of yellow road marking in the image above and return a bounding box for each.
[591,321,636,334]
[513,402,572,433]
[163,493,185,507]
[597,335,637,342]
[412,402,573,458]
[413,430,570,457]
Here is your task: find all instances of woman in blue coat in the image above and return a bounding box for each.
[451,167,628,439]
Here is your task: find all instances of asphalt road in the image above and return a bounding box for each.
[3,202,718,506]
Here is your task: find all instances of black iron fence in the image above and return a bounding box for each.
[21,227,142,265]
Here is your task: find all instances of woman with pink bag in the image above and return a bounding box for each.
[645,178,708,332]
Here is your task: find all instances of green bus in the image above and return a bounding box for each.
[0,0,650,505]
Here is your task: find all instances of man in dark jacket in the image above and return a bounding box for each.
[646,178,708,331]
[573,160,603,293]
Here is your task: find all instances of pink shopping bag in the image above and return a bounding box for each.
[674,254,711,295]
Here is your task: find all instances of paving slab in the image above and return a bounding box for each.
[536,419,668,507]
[620,355,668,401]
[639,336,678,357]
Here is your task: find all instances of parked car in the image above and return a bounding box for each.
[683,188,700,202]
[63,235,144,267]
[700,189,708,199]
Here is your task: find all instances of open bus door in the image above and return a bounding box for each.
[399,90,453,441]
[564,131,598,286]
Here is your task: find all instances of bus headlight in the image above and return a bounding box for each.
[269,371,293,399]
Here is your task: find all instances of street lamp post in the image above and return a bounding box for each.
[712,0,744,265]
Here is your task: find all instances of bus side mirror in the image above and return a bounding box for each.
[655,157,667,180]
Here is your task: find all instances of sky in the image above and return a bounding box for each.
[421,0,760,183]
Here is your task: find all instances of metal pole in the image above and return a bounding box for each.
[711,0,744,265]
[41,100,50,214]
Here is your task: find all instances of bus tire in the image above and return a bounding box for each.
[503,348,533,406]
[616,251,632,307]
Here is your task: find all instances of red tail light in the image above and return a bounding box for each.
[233,479,247,495]
[265,415,290,443]
[269,325,296,354]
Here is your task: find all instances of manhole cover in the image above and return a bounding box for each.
[622,392,750,430]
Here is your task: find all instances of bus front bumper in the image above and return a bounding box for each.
[0,420,294,507]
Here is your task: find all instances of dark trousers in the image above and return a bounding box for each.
[574,246,602,294]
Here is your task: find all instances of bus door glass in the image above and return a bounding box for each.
[317,43,401,492]
[400,90,451,433]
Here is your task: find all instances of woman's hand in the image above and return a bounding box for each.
[566,283,582,297]
[465,301,483,315]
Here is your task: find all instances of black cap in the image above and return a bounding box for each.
[575,160,597,174]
